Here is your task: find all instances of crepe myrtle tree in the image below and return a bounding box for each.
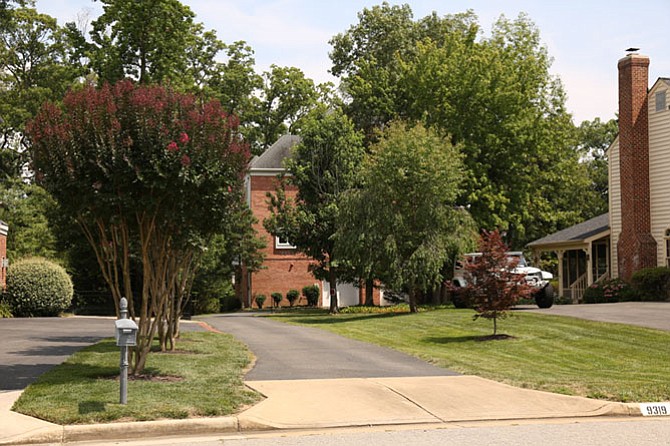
[27,80,250,373]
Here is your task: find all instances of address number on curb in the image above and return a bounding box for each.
[640,403,670,416]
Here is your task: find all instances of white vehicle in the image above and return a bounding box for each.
[451,251,555,308]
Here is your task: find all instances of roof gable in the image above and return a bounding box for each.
[250,135,301,171]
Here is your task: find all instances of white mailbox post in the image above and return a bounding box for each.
[115,297,137,404]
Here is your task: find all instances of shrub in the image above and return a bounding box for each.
[0,300,12,318]
[286,289,300,307]
[254,294,266,309]
[631,267,670,301]
[302,285,320,307]
[271,292,283,307]
[583,278,631,304]
[220,295,242,312]
[5,257,73,317]
[193,295,220,315]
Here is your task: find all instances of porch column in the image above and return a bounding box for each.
[584,246,593,287]
[556,250,564,299]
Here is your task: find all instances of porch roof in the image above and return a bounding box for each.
[527,213,609,250]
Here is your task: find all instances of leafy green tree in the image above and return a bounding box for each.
[27,81,250,373]
[331,6,587,247]
[264,107,365,313]
[0,179,59,262]
[330,3,478,141]
[87,0,197,85]
[182,23,225,97]
[575,117,618,217]
[337,122,476,313]
[400,14,582,246]
[0,5,82,178]
[190,204,265,312]
[209,41,262,118]
[329,2,416,140]
[246,65,320,154]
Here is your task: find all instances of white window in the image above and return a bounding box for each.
[275,235,296,250]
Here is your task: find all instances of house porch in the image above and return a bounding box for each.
[528,213,610,303]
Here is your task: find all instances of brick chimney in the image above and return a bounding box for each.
[616,53,657,281]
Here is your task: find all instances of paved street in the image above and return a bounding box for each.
[63,418,670,446]
[201,313,458,380]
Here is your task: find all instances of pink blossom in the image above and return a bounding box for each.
[166,141,179,152]
[180,154,191,167]
[179,132,189,144]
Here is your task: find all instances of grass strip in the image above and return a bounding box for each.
[269,308,670,402]
[13,331,260,424]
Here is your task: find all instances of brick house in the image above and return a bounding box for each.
[239,135,382,308]
[529,53,670,302]
[238,135,318,308]
[0,220,7,289]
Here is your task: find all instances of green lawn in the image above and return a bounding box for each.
[269,308,670,402]
[13,331,260,424]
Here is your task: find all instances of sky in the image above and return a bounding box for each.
[35,0,670,124]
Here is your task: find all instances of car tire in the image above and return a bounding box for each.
[534,283,555,309]
[451,286,469,309]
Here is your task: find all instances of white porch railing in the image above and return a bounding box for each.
[595,269,610,284]
[570,273,588,303]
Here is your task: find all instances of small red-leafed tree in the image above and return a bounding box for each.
[460,229,533,337]
[27,81,250,373]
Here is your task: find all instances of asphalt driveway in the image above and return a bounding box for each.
[0,317,114,391]
[519,301,670,331]
[0,317,204,391]
[201,313,458,381]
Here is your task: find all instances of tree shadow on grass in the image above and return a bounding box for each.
[424,335,483,344]
[287,312,412,325]
[0,363,118,391]
[79,400,106,415]
[8,338,114,357]
[424,334,516,344]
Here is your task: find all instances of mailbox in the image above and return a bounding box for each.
[115,318,138,347]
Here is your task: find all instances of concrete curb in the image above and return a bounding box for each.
[0,417,241,445]
[0,377,648,446]
[0,405,645,445]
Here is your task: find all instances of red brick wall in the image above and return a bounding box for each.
[616,54,657,281]
[0,233,6,289]
[244,175,320,307]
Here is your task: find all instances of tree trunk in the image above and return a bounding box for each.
[440,282,449,304]
[431,287,440,305]
[365,277,374,306]
[328,267,339,314]
[409,288,418,313]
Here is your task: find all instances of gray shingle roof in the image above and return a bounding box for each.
[250,135,301,170]
[527,213,609,248]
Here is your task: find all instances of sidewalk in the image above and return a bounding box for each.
[0,376,641,445]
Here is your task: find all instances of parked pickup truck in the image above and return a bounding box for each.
[451,251,554,308]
